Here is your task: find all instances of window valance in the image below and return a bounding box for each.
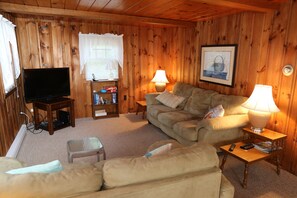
[79,33,123,80]
[0,15,20,94]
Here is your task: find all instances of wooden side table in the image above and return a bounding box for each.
[220,127,287,188]
[33,97,75,135]
[136,100,147,119]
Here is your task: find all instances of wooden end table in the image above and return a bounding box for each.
[220,127,287,188]
[33,98,75,135]
[136,100,147,119]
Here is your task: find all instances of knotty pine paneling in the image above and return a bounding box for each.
[194,0,297,175]
[0,12,25,156]
[15,17,196,117]
[0,78,24,156]
[276,0,297,175]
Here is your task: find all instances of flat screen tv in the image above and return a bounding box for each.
[23,68,70,103]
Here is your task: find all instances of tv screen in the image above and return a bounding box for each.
[23,68,70,103]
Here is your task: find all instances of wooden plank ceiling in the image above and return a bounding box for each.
[0,0,288,26]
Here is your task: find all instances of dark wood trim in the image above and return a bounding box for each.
[4,87,17,98]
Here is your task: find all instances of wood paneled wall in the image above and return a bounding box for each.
[0,12,24,156]
[15,17,197,118]
[194,0,297,175]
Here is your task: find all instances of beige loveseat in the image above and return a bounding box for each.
[0,141,234,198]
[146,82,249,148]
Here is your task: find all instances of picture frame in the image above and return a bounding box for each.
[200,45,237,87]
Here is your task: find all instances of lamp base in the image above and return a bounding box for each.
[248,110,271,133]
[155,83,166,92]
[250,126,264,133]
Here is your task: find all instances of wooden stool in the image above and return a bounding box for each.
[136,100,147,119]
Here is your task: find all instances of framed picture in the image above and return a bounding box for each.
[200,45,237,87]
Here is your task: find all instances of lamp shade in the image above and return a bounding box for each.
[151,70,169,92]
[151,70,169,83]
[242,84,280,132]
[241,84,280,113]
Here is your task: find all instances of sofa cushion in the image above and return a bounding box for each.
[158,110,198,128]
[103,142,219,189]
[211,94,248,115]
[147,104,177,118]
[172,82,196,109]
[0,163,102,198]
[173,119,200,141]
[184,88,218,117]
[156,90,185,109]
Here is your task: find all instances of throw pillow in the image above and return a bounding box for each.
[0,164,102,198]
[203,104,225,119]
[156,90,185,109]
[6,160,63,174]
[144,143,172,158]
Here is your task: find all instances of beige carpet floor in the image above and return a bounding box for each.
[17,114,297,198]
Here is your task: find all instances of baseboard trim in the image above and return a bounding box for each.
[6,124,27,158]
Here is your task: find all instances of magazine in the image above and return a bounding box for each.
[253,141,273,153]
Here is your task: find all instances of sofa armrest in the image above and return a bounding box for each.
[145,93,161,105]
[196,114,249,131]
[0,157,25,172]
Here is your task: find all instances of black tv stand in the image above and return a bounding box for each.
[33,97,75,135]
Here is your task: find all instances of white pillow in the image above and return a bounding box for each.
[6,160,63,174]
[144,143,172,158]
[156,90,185,109]
[203,104,225,119]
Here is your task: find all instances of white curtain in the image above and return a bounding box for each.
[0,15,20,94]
[79,33,123,80]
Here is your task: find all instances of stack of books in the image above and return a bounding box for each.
[253,141,279,153]
[95,109,107,116]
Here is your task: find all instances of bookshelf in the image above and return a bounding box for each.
[90,80,119,119]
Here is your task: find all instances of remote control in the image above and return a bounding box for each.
[229,143,236,151]
[240,143,254,150]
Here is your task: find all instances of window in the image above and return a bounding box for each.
[0,15,20,94]
[79,33,123,80]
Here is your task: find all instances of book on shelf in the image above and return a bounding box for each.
[105,86,117,93]
[252,141,282,153]
[95,109,107,116]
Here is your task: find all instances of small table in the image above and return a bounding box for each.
[67,137,106,163]
[33,97,75,135]
[220,127,287,188]
[136,100,147,119]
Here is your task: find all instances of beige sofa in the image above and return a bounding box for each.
[0,141,234,198]
[146,82,249,148]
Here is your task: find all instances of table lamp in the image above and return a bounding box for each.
[241,84,280,132]
[151,70,169,92]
